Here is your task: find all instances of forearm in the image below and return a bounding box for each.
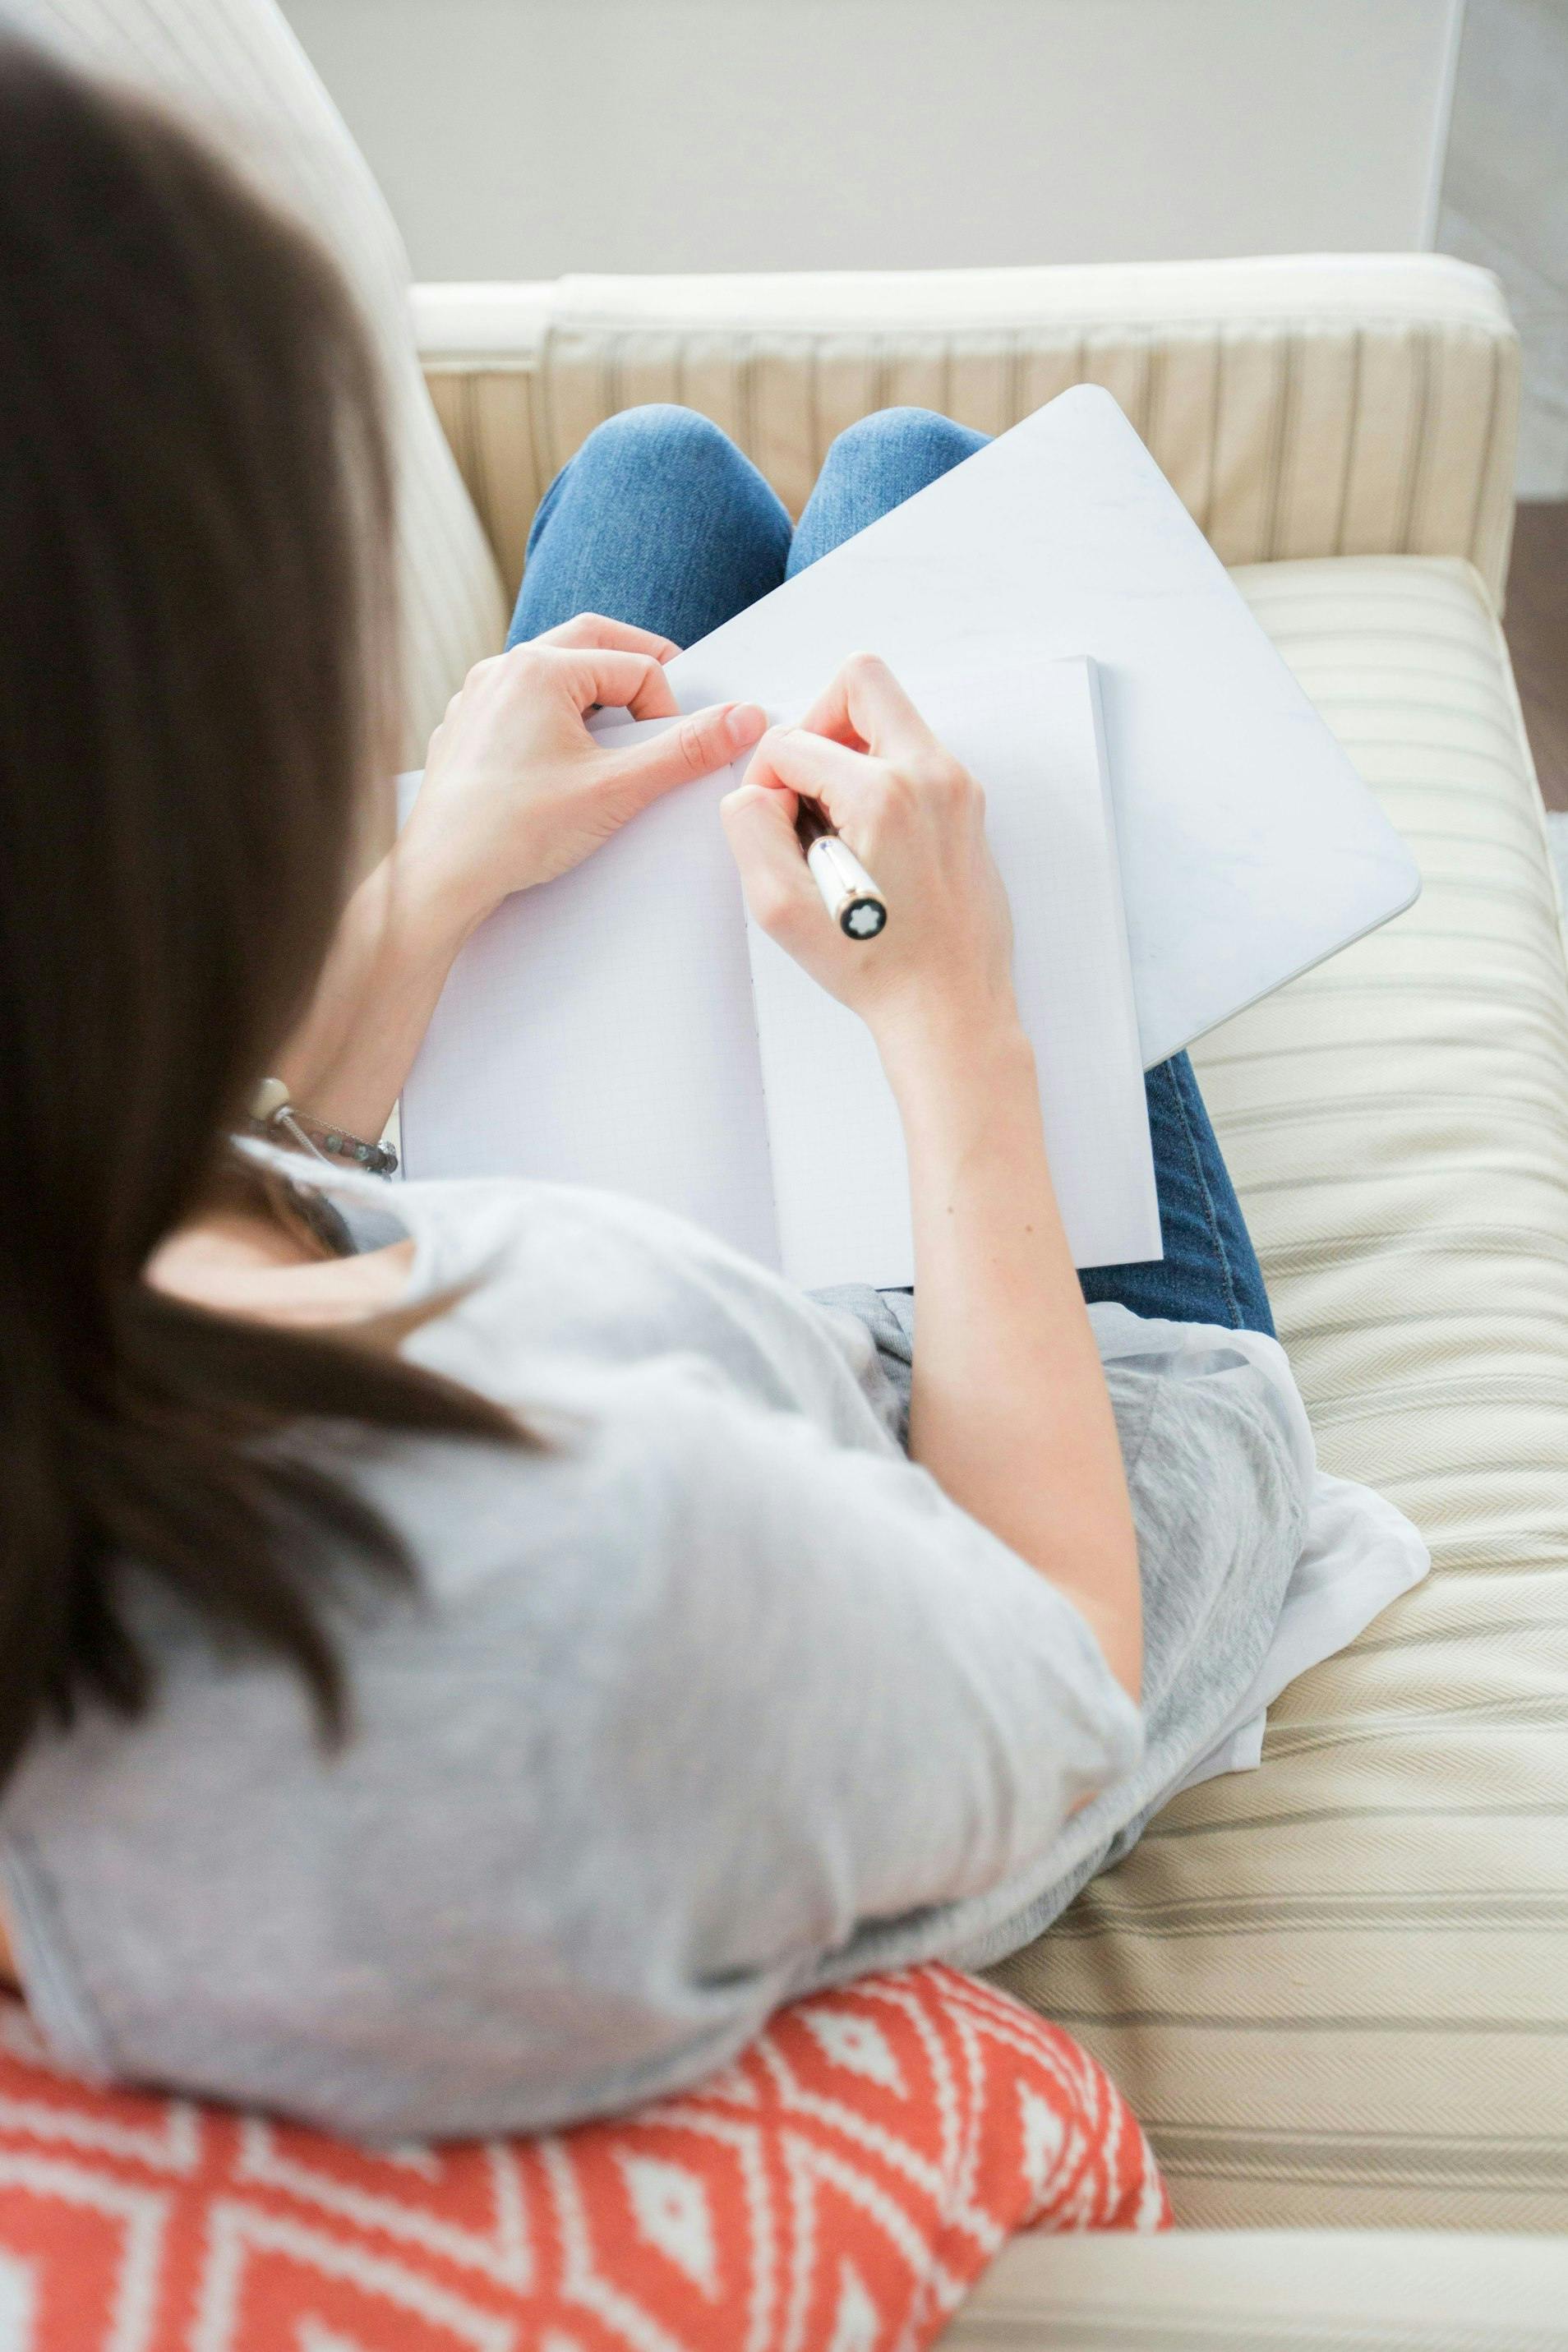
[883,1013,1142,1700]
[274,850,475,1144]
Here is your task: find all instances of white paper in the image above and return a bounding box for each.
[395,726,782,1268]
[667,385,1419,1070]
[748,657,1160,1289]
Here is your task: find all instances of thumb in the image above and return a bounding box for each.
[604,702,767,815]
[720,780,821,946]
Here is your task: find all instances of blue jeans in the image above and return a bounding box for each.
[510,405,1274,1337]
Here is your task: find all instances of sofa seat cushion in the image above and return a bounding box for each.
[939,2225,1568,2349]
[992,555,1568,2234]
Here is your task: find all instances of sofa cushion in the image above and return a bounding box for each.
[417,255,1520,606]
[0,1966,1164,2352]
[940,2225,1568,2350]
[992,554,1568,2234]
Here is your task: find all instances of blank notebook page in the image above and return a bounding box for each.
[395,726,781,1268]
[746,656,1160,1290]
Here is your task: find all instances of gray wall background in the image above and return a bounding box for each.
[277,0,1462,279]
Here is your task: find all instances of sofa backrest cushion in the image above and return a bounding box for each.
[12,0,507,769]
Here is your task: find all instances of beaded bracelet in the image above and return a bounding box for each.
[247,1077,399,1177]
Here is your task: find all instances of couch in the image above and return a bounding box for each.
[16,0,1568,2334]
[418,261,1568,2239]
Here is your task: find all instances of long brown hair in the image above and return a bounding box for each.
[0,37,518,1781]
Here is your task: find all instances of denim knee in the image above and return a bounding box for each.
[526,405,761,570]
[573,404,740,478]
[821,407,980,475]
[787,407,987,576]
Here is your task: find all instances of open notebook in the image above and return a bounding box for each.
[397,654,1160,1289]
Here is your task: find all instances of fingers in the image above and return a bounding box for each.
[796,652,939,760]
[745,724,880,833]
[534,612,680,663]
[720,782,822,943]
[606,702,768,814]
[551,647,682,720]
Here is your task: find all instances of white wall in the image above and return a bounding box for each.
[279,0,1461,283]
[1437,0,1568,496]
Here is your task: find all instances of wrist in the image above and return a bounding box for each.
[874,989,1034,1107]
[384,828,496,955]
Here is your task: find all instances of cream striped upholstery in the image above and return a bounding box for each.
[413,260,1520,606]
[939,2228,1568,2349]
[12,0,509,768]
[992,555,1568,2234]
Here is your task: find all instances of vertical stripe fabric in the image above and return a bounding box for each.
[412,256,1520,605]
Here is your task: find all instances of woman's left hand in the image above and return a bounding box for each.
[400,615,766,931]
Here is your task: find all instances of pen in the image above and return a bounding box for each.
[795,799,888,940]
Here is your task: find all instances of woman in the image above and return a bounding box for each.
[0,41,1390,2142]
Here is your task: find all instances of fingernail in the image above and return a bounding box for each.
[725,703,768,749]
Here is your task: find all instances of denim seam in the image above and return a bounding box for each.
[1165,1069,1244,1330]
[523,469,565,565]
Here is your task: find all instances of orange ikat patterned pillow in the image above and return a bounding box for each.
[0,1962,1167,2351]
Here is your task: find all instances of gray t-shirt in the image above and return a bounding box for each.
[0,1168,1306,2138]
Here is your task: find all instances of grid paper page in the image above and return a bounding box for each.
[745,657,1160,1291]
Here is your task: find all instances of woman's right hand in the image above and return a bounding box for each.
[720,654,1019,1065]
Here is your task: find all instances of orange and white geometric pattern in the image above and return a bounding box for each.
[0,1962,1166,2351]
